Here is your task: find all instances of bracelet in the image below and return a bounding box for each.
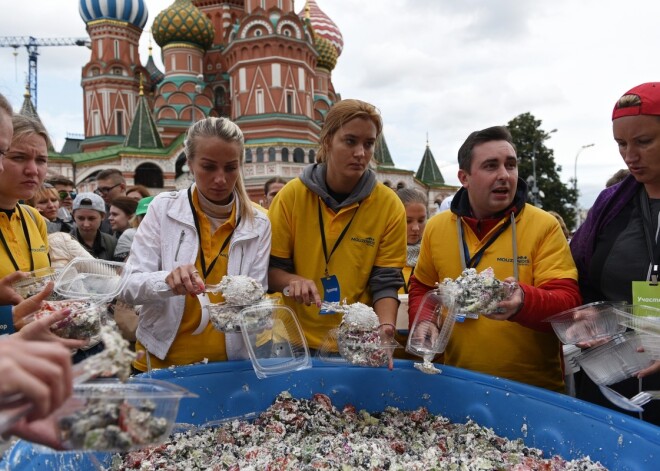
[379,322,396,330]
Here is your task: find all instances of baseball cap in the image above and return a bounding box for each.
[72,192,106,214]
[612,82,660,120]
[135,195,154,216]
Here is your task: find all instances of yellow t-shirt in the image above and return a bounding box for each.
[269,179,407,349]
[134,192,236,371]
[0,205,50,278]
[414,205,577,392]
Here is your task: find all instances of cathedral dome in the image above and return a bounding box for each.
[79,0,148,29]
[299,0,343,56]
[152,0,215,50]
[314,36,338,71]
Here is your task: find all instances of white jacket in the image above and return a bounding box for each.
[121,187,271,360]
[48,232,94,268]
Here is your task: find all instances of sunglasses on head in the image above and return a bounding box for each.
[95,183,121,195]
[59,190,77,199]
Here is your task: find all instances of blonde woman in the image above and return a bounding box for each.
[122,117,271,371]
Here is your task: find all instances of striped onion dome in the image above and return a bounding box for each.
[152,0,215,50]
[299,0,343,56]
[79,0,148,29]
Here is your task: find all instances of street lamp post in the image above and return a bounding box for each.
[530,128,557,207]
[573,143,595,228]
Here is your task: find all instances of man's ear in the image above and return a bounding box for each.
[458,169,469,188]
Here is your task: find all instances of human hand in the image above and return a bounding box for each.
[165,264,204,296]
[485,278,523,321]
[283,278,322,307]
[6,414,65,450]
[0,338,73,422]
[636,359,660,378]
[378,323,396,370]
[12,281,55,330]
[0,271,28,306]
[16,308,87,350]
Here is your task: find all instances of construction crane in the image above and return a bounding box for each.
[0,36,90,109]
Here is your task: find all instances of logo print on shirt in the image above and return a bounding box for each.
[351,236,375,247]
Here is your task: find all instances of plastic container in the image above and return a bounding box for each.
[544,301,626,345]
[53,378,196,452]
[54,258,130,301]
[613,304,660,360]
[208,298,271,333]
[30,299,107,340]
[239,303,311,379]
[318,328,400,367]
[12,267,63,299]
[406,288,457,360]
[6,361,660,470]
[574,331,654,385]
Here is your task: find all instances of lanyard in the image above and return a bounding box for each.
[0,205,34,271]
[0,205,34,272]
[318,198,359,277]
[639,189,660,284]
[456,212,519,280]
[187,187,239,279]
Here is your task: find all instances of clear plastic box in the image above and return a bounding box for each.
[208,298,271,333]
[612,303,660,360]
[318,328,400,367]
[31,299,107,340]
[574,331,654,385]
[12,267,63,299]
[55,258,130,301]
[406,288,457,360]
[54,378,196,451]
[239,304,311,379]
[544,301,626,345]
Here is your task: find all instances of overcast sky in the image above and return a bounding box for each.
[1,0,658,210]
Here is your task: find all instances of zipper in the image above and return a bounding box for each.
[175,230,185,261]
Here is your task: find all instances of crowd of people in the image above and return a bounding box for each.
[2,82,660,449]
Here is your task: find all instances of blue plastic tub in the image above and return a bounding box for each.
[4,359,660,470]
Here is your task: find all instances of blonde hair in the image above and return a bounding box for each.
[184,117,253,223]
[316,99,383,163]
[12,114,52,149]
[27,185,59,208]
[547,210,570,239]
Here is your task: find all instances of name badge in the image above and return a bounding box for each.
[320,275,340,315]
[632,281,660,309]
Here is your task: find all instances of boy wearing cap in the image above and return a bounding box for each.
[71,192,116,261]
[571,82,660,424]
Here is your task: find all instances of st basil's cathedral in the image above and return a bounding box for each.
[36,0,456,208]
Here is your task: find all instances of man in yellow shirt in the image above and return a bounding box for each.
[409,126,581,392]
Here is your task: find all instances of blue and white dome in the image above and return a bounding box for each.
[79,0,149,29]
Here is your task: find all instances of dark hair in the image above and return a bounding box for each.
[457,126,515,172]
[317,99,383,163]
[264,176,287,195]
[96,168,125,184]
[0,93,12,118]
[126,184,151,198]
[110,196,138,217]
[46,175,75,187]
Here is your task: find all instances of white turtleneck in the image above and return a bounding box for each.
[196,188,234,233]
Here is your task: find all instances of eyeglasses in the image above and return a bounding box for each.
[95,183,121,195]
[58,190,77,200]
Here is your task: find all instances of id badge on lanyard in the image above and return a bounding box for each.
[319,275,340,314]
[632,281,660,309]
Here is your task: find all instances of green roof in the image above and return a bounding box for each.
[374,134,394,167]
[415,144,445,185]
[124,93,163,149]
[62,134,184,164]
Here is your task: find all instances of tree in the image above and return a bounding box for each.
[507,112,578,229]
